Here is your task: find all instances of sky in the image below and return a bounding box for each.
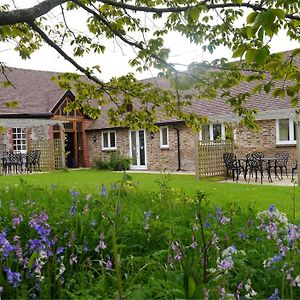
[0,0,299,81]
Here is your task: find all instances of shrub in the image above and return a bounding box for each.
[93,152,131,171]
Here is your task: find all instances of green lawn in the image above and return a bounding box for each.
[0,169,299,217]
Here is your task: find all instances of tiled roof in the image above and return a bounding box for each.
[1,50,299,129]
[0,67,66,116]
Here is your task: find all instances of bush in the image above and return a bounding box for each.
[93,152,131,171]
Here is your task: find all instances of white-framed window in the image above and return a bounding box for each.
[276,119,296,145]
[160,126,169,148]
[101,130,117,150]
[199,124,227,141]
[12,127,27,153]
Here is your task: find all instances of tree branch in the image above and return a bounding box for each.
[98,0,300,21]
[0,0,68,26]
[72,0,179,73]
[27,21,104,88]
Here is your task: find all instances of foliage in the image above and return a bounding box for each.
[93,152,131,171]
[1,176,300,298]
[0,1,299,130]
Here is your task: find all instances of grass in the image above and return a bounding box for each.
[0,169,299,218]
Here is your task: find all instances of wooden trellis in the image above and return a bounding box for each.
[31,140,56,171]
[197,140,234,179]
[54,139,63,169]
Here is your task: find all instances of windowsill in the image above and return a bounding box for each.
[276,142,296,147]
[101,148,117,151]
[160,146,170,150]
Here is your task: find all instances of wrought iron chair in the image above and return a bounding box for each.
[223,152,244,181]
[25,151,35,173]
[246,152,264,184]
[274,151,289,179]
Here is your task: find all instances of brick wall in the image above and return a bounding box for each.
[86,125,197,172]
[235,119,296,168]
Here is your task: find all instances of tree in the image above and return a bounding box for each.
[0,0,299,131]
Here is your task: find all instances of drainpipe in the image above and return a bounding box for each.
[173,126,181,171]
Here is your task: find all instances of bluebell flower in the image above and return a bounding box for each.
[268,288,280,300]
[100,184,108,197]
[269,205,275,213]
[56,246,65,255]
[3,267,21,288]
[71,190,80,198]
[70,201,76,216]
[204,219,211,229]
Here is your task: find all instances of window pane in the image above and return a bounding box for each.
[213,124,222,140]
[110,132,116,148]
[294,121,297,141]
[103,132,109,148]
[161,127,168,146]
[279,119,289,141]
[201,124,209,141]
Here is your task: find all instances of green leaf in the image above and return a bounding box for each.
[273,88,285,98]
[254,47,270,67]
[189,7,200,21]
[291,97,298,108]
[232,45,247,58]
[272,8,285,19]
[246,12,258,24]
[245,49,255,65]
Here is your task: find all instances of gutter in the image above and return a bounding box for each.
[173,126,182,171]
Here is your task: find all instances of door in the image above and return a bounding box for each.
[129,130,147,169]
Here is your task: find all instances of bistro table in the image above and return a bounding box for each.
[238,156,280,184]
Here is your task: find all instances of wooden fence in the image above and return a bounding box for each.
[31,140,56,171]
[196,140,234,179]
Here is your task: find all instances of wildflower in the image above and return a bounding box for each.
[56,246,65,255]
[84,242,89,253]
[51,184,57,189]
[171,241,183,261]
[190,235,197,249]
[244,279,257,299]
[90,220,97,227]
[220,215,230,225]
[268,288,280,300]
[12,214,23,228]
[100,184,108,197]
[204,218,211,229]
[192,225,199,231]
[3,267,21,288]
[95,233,107,252]
[279,244,288,256]
[295,275,300,287]
[59,261,66,276]
[70,201,76,216]
[69,253,78,265]
[86,193,92,201]
[105,255,113,270]
[238,231,249,239]
[269,205,275,213]
[71,190,80,198]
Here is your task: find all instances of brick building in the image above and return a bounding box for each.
[0,52,299,173]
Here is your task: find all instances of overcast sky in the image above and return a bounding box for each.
[0,0,299,81]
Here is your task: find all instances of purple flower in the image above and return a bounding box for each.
[218,258,233,271]
[269,205,275,213]
[84,243,89,253]
[56,246,65,255]
[3,267,21,288]
[95,233,107,252]
[144,211,151,220]
[271,255,282,263]
[171,241,183,261]
[190,235,198,249]
[71,190,80,198]
[70,201,76,217]
[204,219,211,229]
[100,184,108,197]
[105,255,113,270]
[12,214,23,229]
[268,288,280,300]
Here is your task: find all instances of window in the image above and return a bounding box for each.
[199,124,226,141]
[102,131,116,150]
[276,119,296,145]
[160,126,169,148]
[12,128,27,153]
